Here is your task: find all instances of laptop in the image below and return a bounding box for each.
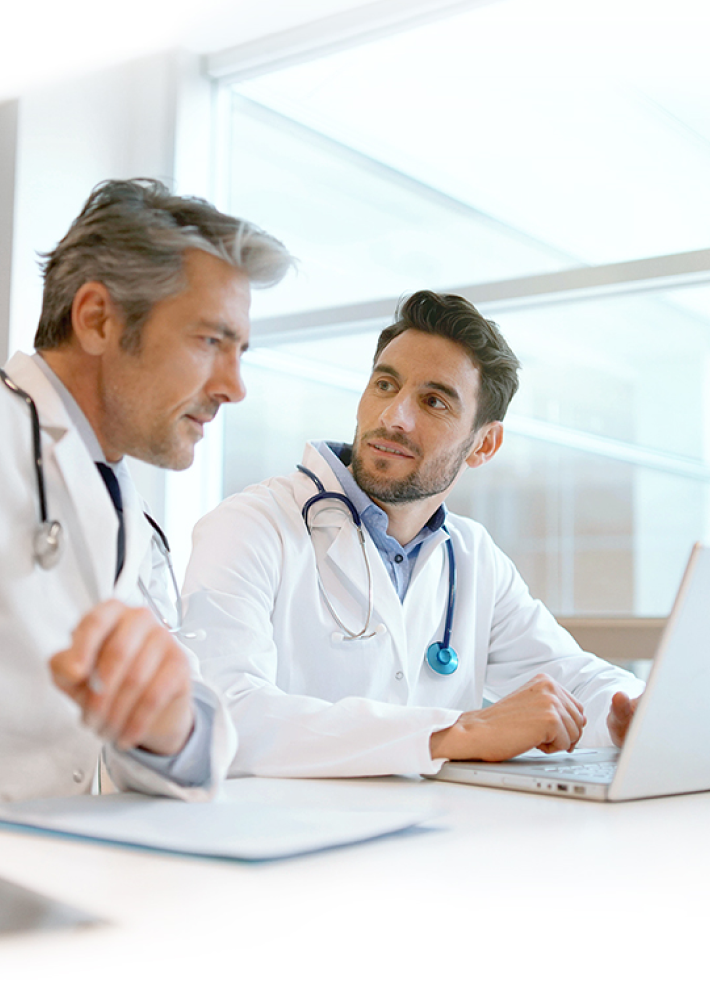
[433,542,710,802]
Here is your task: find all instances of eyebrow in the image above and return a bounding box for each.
[372,363,461,405]
[200,321,249,351]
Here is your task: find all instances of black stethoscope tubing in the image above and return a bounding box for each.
[0,367,196,636]
[1,367,49,520]
[1,366,63,569]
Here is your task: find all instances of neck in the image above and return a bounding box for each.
[369,495,442,546]
[39,348,115,457]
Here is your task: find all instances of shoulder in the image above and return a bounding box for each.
[446,510,499,554]
[1,352,72,438]
[193,472,305,545]
[445,510,522,585]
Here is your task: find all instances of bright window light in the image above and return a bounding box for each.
[219,0,710,625]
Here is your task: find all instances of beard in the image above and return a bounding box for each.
[350,427,476,504]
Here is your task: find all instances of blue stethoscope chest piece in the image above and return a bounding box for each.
[426,641,459,676]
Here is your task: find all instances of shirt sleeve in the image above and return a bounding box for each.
[117,685,215,787]
[102,678,237,799]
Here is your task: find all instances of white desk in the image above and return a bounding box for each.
[1,776,708,998]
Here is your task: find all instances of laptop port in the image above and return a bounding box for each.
[556,783,568,792]
[573,785,586,795]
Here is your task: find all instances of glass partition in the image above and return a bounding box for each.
[215,0,710,623]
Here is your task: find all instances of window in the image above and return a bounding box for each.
[206,0,710,622]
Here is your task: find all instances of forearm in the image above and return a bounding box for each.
[429,674,590,762]
[223,680,460,778]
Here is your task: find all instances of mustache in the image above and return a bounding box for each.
[360,428,421,458]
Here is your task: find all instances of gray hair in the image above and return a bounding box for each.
[35,178,294,351]
[375,290,520,430]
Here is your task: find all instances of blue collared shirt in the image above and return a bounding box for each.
[313,441,447,601]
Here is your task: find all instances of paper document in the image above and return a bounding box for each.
[0,790,434,861]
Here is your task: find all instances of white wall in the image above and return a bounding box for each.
[0,101,18,365]
[6,50,198,358]
[0,49,212,520]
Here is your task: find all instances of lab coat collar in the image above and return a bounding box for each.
[5,351,74,441]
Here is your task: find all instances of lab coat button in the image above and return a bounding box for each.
[395,671,404,680]
[72,768,84,783]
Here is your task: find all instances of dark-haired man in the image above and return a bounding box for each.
[0,178,292,800]
[182,291,644,777]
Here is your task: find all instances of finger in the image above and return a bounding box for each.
[93,627,170,743]
[608,692,638,747]
[115,659,193,752]
[611,691,633,720]
[82,608,159,725]
[539,699,585,754]
[565,698,587,746]
[50,600,130,688]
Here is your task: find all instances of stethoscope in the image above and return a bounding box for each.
[0,366,195,638]
[297,464,459,675]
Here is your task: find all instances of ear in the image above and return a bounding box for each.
[465,421,504,469]
[70,282,122,356]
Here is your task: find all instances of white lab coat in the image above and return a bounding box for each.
[182,443,644,778]
[0,352,236,802]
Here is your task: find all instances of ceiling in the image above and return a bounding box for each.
[0,0,376,101]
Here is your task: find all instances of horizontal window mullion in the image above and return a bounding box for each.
[250,247,710,342]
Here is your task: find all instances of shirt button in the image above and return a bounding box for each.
[72,769,85,783]
[394,554,404,563]
[395,671,404,680]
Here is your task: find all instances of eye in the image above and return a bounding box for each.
[373,377,395,392]
[424,394,447,410]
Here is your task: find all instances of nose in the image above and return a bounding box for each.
[380,390,416,432]
[209,351,246,404]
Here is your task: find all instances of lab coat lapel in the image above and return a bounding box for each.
[294,443,405,643]
[51,432,119,601]
[6,353,118,602]
[113,469,152,600]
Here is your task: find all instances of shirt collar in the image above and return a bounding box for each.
[312,440,447,537]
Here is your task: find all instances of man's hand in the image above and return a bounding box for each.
[607,691,640,748]
[50,599,194,756]
[430,673,586,763]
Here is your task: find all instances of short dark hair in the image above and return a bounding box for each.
[35,178,293,351]
[374,290,520,428]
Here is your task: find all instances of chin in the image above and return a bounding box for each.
[167,453,195,472]
[131,437,196,470]
[166,440,197,470]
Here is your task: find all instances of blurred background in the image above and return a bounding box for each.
[3,0,709,634]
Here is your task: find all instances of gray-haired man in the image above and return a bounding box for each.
[0,178,292,801]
